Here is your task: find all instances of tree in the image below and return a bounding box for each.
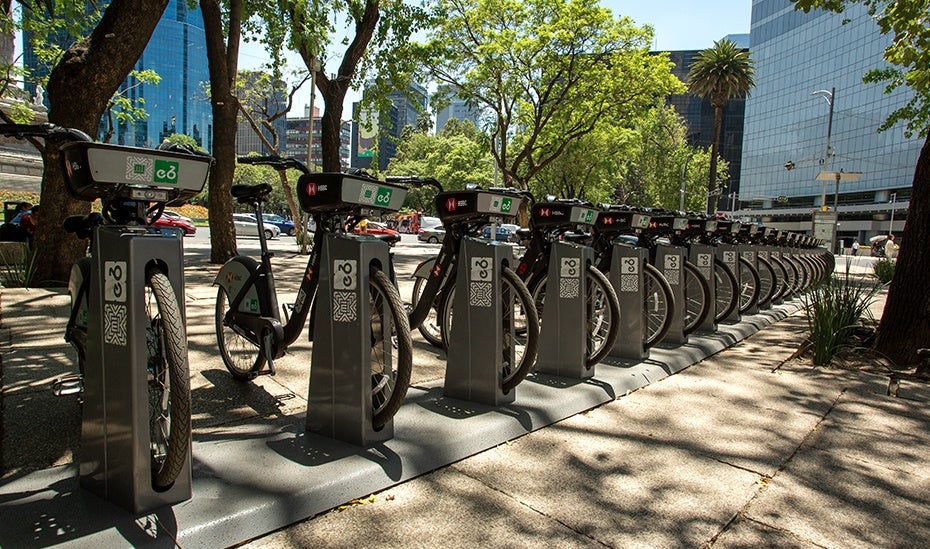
[686,38,755,214]
[286,0,432,172]
[16,0,170,285]
[793,0,930,368]
[422,0,682,190]
[201,0,243,264]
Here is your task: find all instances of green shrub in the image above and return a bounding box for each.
[0,243,38,288]
[803,269,881,366]
[873,257,895,284]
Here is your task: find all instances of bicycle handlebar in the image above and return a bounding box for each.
[237,155,310,175]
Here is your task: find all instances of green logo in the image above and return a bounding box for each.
[500,197,513,213]
[154,160,179,184]
[375,186,393,205]
[584,209,595,223]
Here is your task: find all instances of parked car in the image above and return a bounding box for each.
[234,213,280,239]
[417,224,446,244]
[482,223,521,243]
[153,211,196,235]
[353,220,401,246]
[256,213,297,236]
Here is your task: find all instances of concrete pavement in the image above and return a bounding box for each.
[1,238,928,547]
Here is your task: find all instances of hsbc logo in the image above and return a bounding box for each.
[540,208,551,217]
[306,183,317,196]
[648,221,658,229]
[603,216,614,225]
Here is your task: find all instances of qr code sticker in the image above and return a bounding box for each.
[470,281,493,307]
[104,303,128,346]
[620,274,638,292]
[559,277,580,299]
[332,290,358,322]
[126,156,153,182]
[664,269,680,285]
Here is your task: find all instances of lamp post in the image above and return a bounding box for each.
[889,192,897,235]
[812,87,835,208]
[680,149,696,211]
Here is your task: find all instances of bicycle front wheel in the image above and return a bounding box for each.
[738,257,761,314]
[529,264,620,368]
[215,284,266,380]
[683,260,711,335]
[369,268,413,430]
[643,263,674,348]
[145,267,191,490]
[714,259,739,322]
[440,266,539,393]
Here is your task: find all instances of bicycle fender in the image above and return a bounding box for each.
[412,258,435,279]
[69,257,91,330]
[215,256,262,314]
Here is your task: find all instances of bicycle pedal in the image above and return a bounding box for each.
[51,375,84,396]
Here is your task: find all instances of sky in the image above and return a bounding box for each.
[238,0,754,118]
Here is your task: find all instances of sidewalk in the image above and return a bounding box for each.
[1,248,928,547]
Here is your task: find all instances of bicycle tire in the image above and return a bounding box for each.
[369,268,413,429]
[714,258,739,322]
[768,255,792,302]
[755,256,778,307]
[738,256,761,314]
[215,284,266,380]
[440,265,539,393]
[683,260,711,335]
[643,263,674,348]
[529,264,621,368]
[410,272,444,348]
[145,267,191,490]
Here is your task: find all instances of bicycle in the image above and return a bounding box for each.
[588,205,676,349]
[0,122,209,490]
[513,197,621,367]
[213,158,412,430]
[399,176,540,393]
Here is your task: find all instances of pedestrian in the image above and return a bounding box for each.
[9,202,32,225]
[852,240,860,256]
[884,234,897,259]
[19,204,38,246]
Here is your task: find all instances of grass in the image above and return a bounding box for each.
[803,268,882,366]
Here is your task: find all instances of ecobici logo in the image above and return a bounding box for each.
[491,197,513,213]
[360,183,393,206]
[154,159,180,184]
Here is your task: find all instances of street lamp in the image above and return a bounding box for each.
[889,192,897,235]
[812,87,835,208]
[680,149,697,211]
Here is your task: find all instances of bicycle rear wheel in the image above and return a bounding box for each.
[643,263,674,348]
[755,256,777,307]
[145,267,191,490]
[683,260,711,335]
[738,257,761,314]
[369,268,413,429]
[529,264,620,368]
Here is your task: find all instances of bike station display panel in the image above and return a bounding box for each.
[82,226,192,514]
[445,237,517,406]
[307,234,395,446]
[716,242,742,324]
[535,241,596,379]
[655,243,687,346]
[689,243,717,333]
[609,243,649,361]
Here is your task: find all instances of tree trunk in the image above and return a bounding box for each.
[201,0,240,264]
[706,105,723,214]
[34,0,168,286]
[874,133,930,367]
[319,86,346,172]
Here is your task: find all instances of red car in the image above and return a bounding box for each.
[353,220,401,246]
[152,212,197,235]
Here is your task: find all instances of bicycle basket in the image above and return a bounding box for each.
[434,189,524,222]
[61,142,210,203]
[531,202,598,228]
[593,210,650,233]
[297,172,407,214]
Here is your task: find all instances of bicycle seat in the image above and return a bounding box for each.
[232,183,273,204]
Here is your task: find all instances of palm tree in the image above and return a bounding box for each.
[687,39,755,214]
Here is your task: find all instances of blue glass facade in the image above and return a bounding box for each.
[740,0,921,236]
[112,0,212,149]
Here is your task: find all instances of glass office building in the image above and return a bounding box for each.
[23,0,212,150]
[740,0,921,239]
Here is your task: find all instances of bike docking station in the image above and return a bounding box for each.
[82,225,192,514]
[535,240,596,380]
[445,235,517,405]
[757,228,775,310]
[715,221,742,324]
[689,218,718,333]
[739,224,761,315]
[652,215,689,346]
[601,210,651,362]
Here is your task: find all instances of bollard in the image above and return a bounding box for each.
[535,241,595,379]
[307,233,394,445]
[655,243,687,345]
[445,236,517,405]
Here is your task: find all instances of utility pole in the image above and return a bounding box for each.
[889,192,897,235]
